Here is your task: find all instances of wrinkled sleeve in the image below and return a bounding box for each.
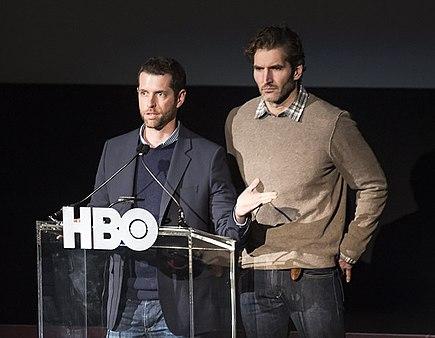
[330,112,388,262]
[208,146,249,247]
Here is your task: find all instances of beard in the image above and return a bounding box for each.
[261,75,297,105]
[142,108,177,131]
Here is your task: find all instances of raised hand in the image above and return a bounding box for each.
[234,178,278,223]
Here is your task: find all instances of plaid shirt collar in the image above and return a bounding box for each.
[255,85,309,122]
[139,121,180,148]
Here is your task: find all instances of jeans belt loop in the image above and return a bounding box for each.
[290,268,302,281]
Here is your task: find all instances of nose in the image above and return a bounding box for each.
[146,95,156,108]
[263,68,273,84]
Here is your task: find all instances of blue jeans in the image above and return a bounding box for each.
[107,299,184,338]
[239,268,345,338]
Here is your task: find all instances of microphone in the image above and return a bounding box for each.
[48,143,150,222]
[108,196,145,208]
[139,156,187,227]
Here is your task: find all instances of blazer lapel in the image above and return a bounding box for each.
[112,130,139,214]
[158,128,192,225]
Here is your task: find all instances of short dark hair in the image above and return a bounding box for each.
[245,25,305,71]
[138,57,186,94]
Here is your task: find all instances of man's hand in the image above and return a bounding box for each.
[234,178,278,223]
[338,259,353,283]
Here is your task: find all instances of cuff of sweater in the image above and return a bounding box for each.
[339,252,357,265]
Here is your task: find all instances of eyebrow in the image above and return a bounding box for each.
[253,63,285,69]
[138,89,167,94]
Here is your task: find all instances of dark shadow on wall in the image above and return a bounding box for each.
[371,150,435,313]
[343,150,435,334]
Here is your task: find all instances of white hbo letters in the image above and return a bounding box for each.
[62,206,158,251]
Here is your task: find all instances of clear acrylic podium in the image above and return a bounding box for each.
[36,221,237,337]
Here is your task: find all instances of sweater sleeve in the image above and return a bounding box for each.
[330,112,388,262]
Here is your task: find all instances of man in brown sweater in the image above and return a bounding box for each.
[226,26,388,337]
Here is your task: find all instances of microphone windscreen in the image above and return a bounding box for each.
[137,143,150,155]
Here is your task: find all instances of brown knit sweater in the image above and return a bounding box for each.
[225,94,387,269]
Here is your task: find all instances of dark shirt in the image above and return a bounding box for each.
[127,141,176,300]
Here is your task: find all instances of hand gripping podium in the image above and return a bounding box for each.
[36,216,237,337]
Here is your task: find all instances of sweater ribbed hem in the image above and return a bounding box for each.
[241,250,336,270]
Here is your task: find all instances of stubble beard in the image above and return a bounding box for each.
[142,109,177,131]
[262,75,297,105]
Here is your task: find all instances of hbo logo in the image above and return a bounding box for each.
[62,207,158,251]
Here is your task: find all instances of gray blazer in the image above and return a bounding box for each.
[90,123,245,335]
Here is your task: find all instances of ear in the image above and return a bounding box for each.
[293,65,304,81]
[176,89,186,108]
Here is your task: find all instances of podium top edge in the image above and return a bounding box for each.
[35,221,236,248]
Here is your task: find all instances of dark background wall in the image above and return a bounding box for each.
[1,0,435,88]
[1,0,435,334]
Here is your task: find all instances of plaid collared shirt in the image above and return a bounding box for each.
[139,121,180,148]
[255,85,309,122]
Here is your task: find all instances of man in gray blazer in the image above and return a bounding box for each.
[90,57,275,337]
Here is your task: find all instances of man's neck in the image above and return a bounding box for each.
[143,120,177,148]
[266,86,299,116]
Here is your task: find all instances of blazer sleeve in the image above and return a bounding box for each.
[88,141,110,208]
[208,146,249,244]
